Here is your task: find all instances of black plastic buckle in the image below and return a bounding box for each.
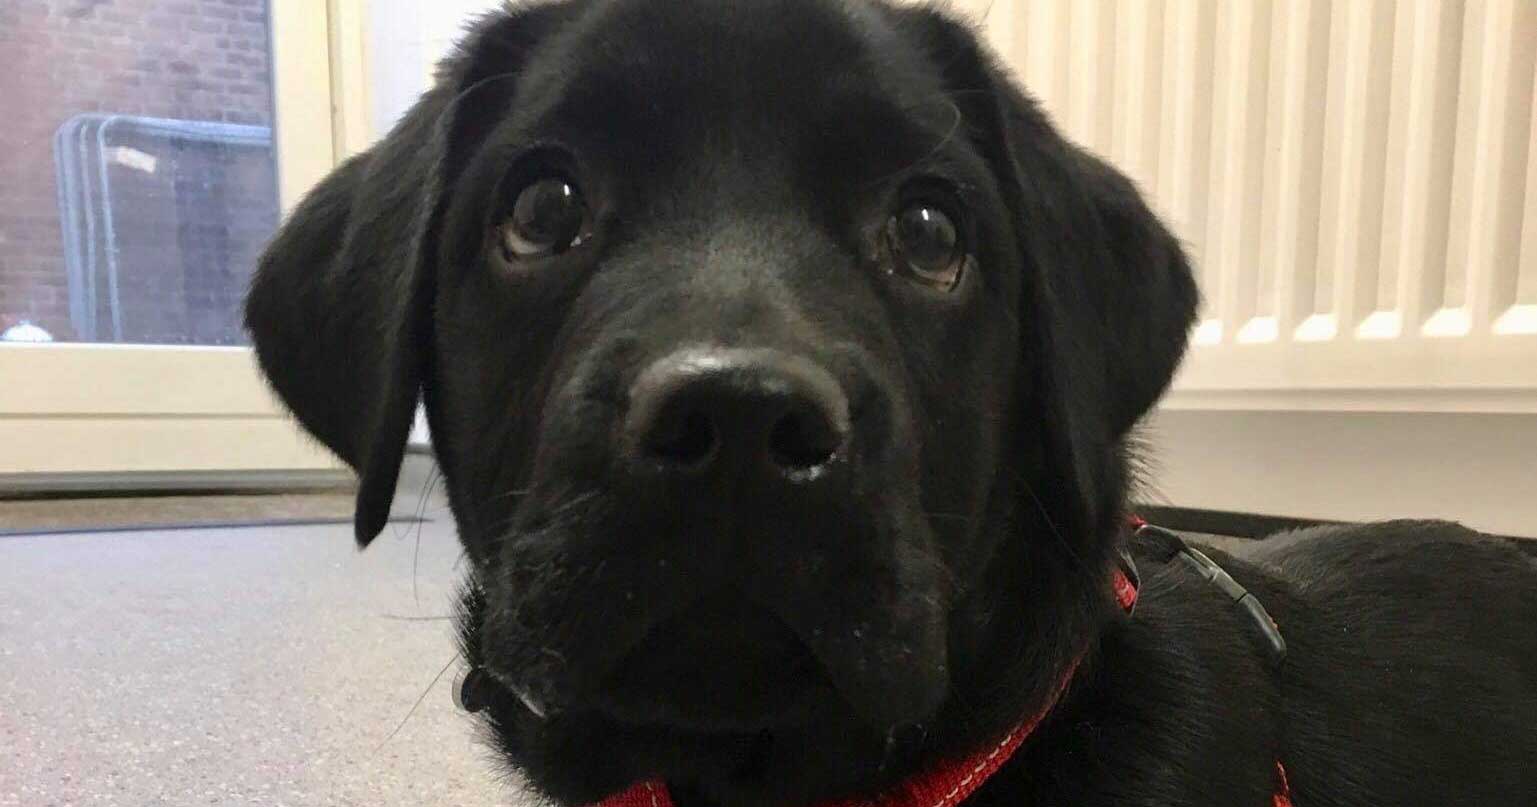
[1135,524,1288,669]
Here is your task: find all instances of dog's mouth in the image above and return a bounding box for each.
[463,507,959,807]
[476,476,956,728]
[594,591,836,732]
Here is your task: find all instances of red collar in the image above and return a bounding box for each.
[587,564,1132,807]
[583,524,1294,807]
[589,652,1086,807]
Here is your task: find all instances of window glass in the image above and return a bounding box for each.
[0,0,278,345]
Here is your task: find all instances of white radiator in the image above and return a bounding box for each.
[966,0,1537,414]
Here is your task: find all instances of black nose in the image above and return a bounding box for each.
[625,348,849,479]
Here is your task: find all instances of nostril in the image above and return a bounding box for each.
[644,410,718,468]
[768,408,842,472]
[626,348,852,479]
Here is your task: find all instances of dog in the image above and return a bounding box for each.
[245,1,1537,804]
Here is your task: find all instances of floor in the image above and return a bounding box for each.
[0,484,524,806]
[0,491,364,536]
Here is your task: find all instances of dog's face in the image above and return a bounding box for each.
[247,2,1196,805]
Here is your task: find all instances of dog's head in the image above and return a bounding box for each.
[247,1,1196,804]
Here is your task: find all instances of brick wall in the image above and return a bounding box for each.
[0,0,277,344]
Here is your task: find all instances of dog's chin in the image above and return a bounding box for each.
[593,593,838,733]
[462,580,954,807]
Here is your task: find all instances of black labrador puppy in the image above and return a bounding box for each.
[245,1,1537,804]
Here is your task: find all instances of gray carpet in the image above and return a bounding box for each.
[1,498,524,806]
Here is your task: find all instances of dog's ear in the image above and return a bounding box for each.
[246,7,569,546]
[1021,140,1199,533]
[895,10,1199,535]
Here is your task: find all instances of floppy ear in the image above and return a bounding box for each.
[895,10,1199,535]
[1020,139,1200,534]
[245,7,569,546]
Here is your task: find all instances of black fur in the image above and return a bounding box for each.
[246,2,1537,805]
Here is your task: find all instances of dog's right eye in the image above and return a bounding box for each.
[500,177,591,260]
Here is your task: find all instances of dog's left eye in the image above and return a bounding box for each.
[886,202,965,292]
[500,177,591,260]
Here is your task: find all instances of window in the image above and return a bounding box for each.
[0,0,337,481]
[0,0,282,346]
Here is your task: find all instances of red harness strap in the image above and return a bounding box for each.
[585,529,1294,807]
[1274,761,1295,807]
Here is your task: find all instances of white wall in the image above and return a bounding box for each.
[366,0,504,137]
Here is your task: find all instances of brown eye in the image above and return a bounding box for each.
[501,177,590,259]
[886,203,964,291]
